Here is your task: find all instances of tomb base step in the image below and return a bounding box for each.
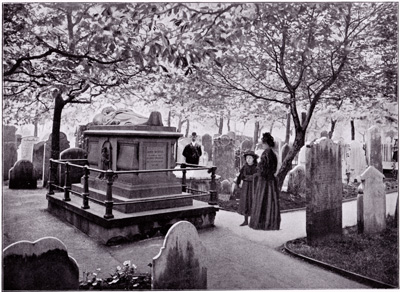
[46,192,219,245]
[71,183,193,213]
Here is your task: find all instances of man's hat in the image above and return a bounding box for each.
[243,150,258,159]
[191,132,197,137]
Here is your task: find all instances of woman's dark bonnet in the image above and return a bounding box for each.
[262,132,275,147]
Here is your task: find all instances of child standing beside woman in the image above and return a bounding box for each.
[235,150,259,226]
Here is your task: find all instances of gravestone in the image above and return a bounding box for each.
[340,142,351,183]
[240,139,253,152]
[20,136,39,161]
[320,130,329,138]
[3,237,79,290]
[359,166,386,234]
[59,147,88,187]
[220,179,231,194]
[43,132,70,186]
[298,145,307,166]
[227,131,236,140]
[32,141,46,180]
[213,135,236,180]
[287,165,306,197]
[366,126,383,173]
[3,125,18,180]
[281,143,291,165]
[347,140,367,183]
[9,160,37,189]
[201,134,213,161]
[306,137,342,244]
[152,221,207,289]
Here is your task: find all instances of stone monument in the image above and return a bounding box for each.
[306,137,342,244]
[213,135,236,180]
[366,125,383,173]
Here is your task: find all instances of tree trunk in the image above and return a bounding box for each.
[227,117,231,132]
[351,119,355,140]
[253,121,260,148]
[269,120,275,134]
[285,111,291,144]
[329,119,337,139]
[34,119,38,137]
[185,119,190,137]
[50,92,66,184]
[218,116,223,135]
[276,128,306,190]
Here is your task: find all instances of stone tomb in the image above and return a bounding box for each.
[306,137,342,244]
[3,237,79,290]
[72,124,190,213]
[152,221,207,289]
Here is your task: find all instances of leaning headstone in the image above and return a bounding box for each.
[359,166,386,234]
[306,137,342,244]
[281,143,291,164]
[320,130,329,138]
[20,136,39,161]
[59,148,88,187]
[9,160,37,189]
[3,125,18,180]
[287,165,306,197]
[347,140,368,183]
[366,126,383,173]
[152,221,207,289]
[3,237,79,290]
[32,141,46,180]
[201,134,213,161]
[43,132,70,186]
[213,135,236,180]
[227,131,236,140]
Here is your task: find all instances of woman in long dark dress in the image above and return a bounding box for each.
[249,132,281,230]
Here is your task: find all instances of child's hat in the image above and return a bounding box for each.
[243,150,258,159]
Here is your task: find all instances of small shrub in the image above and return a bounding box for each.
[79,261,151,290]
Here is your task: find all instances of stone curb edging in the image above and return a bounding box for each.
[283,242,397,289]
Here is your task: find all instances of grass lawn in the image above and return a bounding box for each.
[286,216,399,287]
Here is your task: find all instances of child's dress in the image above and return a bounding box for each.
[236,163,258,216]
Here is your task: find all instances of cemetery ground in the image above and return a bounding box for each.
[2,181,398,290]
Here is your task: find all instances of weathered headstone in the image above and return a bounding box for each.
[32,141,46,180]
[213,135,236,180]
[3,125,18,180]
[59,147,88,187]
[20,136,39,161]
[366,126,383,173]
[221,179,231,194]
[340,142,351,183]
[43,132,70,186]
[287,165,306,197]
[201,134,213,161]
[3,237,79,290]
[152,221,207,289]
[320,130,329,138]
[281,143,291,164]
[306,137,342,244]
[298,144,307,166]
[358,166,386,234]
[227,131,236,140]
[240,139,253,152]
[9,160,37,189]
[347,140,368,183]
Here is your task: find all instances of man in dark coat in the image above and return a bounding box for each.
[182,132,202,165]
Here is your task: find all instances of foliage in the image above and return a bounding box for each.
[286,215,399,287]
[79,261,151,290]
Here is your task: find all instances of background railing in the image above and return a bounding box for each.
[47,159,218,219]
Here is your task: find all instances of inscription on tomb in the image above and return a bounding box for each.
[146,146,167,169]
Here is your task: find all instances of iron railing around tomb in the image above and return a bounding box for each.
[47,159,218,219]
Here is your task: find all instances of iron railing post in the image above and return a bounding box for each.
[47,159,54,195]
[181,163,187,192]
[104,169,114,219]
[63,162,71,201]
[81,165,90,209]
[208,166,218,205]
